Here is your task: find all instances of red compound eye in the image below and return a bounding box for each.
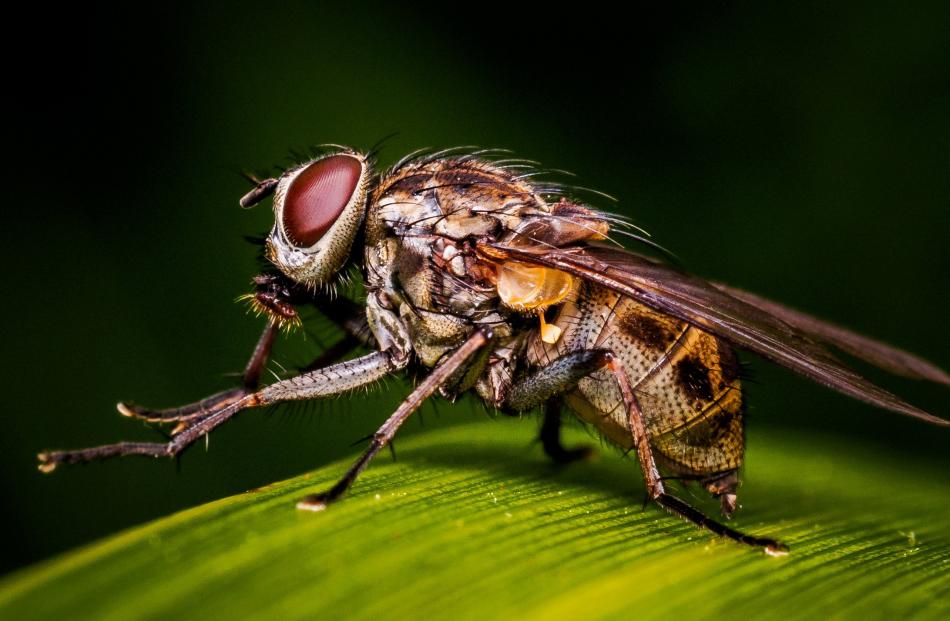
[282,154,363,247]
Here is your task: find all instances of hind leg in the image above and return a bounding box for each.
[506,349,787,555]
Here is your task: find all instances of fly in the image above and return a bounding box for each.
[38,147,949,556]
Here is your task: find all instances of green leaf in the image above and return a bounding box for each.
[2,420,947,620]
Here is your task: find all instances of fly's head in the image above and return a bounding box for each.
[242,148,374,289]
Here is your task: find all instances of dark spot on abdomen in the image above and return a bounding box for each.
[621,314,677,351]
[675,355,715,402]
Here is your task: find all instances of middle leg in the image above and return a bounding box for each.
[540,399,595,465]
[120,285,374,427]
[296,329,492,511]
[117,321,280,426]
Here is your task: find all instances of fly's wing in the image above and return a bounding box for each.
[481,242,948,425]
[711,282,950,385]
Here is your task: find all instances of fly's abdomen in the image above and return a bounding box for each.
[529,281,745,476]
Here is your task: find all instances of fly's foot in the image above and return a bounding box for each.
[703,471,740,519]
[546,443,596,465]
[764,540,790,557]
[37,452,57,473]
[296,485,348,512]
[116,387,248,424]
[36,393,258,473]
[297,467,377,513]
[296,466,361,512]
[539,399,596,465]
[719,493,738,518]
[296,494,330,512]
[37,441,175,473]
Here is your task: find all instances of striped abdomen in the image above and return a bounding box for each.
[527,281,744,478]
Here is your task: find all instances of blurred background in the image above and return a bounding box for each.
[3,2,947,574]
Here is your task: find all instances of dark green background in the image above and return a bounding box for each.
[4,3,947,574]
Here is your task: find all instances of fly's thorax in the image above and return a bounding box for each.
[363,157,618,367]
[363,158,550,365]
[365,158,548,247]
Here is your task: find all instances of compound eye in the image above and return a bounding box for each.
[282,154,363,247]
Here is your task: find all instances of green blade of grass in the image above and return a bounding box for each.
[2,420,948,620]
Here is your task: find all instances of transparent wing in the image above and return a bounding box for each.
[711,282,950,385]
[481,242,948,425]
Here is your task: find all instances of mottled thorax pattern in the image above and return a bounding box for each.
[364,158,549,365]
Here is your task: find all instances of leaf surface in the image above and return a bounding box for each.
[2,421,948,620]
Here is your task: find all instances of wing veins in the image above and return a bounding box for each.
[483,242,947,426]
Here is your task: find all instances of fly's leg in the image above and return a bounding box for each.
[117,322,280,426]
[118,292,373,426]
[506,349,788,555]
[242,320,280,389]
[297,329,491,512]
[38,351,401,472]
[313,295,375,349]
[607,356,788,555]
[508,350,612,410]
[540,399,594,465]
[508,351,604,463]
[300,333,364,373]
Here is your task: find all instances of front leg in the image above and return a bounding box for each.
[116,322,279,427]
[505,349,787,555]
[38,351,402,471]
[111,273,374,427]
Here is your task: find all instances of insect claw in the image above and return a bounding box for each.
[764,542,790,557]
[720,493,738,518]
[37,452,56,474]
[296,495,328,512]
[116,402,136,418]
[171,421,189,436]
